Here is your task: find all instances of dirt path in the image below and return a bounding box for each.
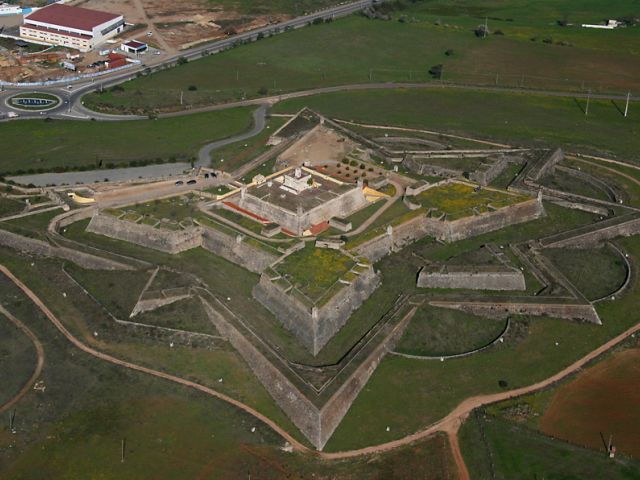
[130,0,175,56]
[4,261,640,479]
[0,304,45,415]
[341,180,404,238]
[0,264,311,454]
[573,157,640,188]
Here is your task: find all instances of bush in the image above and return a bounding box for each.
[359,164,365,169]
[177,56,188,65]
[341,158,349,164]
[257,86,268,95]
[498,380,508,388]
[474,24,489,37]
[444,49,454,56]
[542,36,553,44]
[428,64,443,79]
[188,85,197,91]
[493,29,504,35]
[349,160,358,167]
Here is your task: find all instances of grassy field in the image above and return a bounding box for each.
[323,207,634,451]
[545,246,628,300]
[395,305,507,356]
[0,247,458,478]
[0,197,26,217]
[541,167,612,201]
[416,182,528,219]
[83,1,640,113]
[459,412,640,479]
[273,88,640,161]
[0,313,38,407]
[0,108,253,174]
[0,208,62,240]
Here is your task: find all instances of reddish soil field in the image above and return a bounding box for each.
[540,348,640,458]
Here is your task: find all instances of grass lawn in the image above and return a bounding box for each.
[416,182,528,219]
[275,244,355,303]
[395,305,507,356]
[459,412,640,480]
[0,313,38,407]
[0,209,61,241]
[273,88,640,161]
[541,167,612,201]
[544,246,628,300]
[65,265,152,319]
[133,298,219,336]
[209,116,286,171]
[0,197,26,217]
[125,195,199,222]
[83,2,640,113]
[0,108,253,174]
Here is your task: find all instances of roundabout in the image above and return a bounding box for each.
[6,92,61,112]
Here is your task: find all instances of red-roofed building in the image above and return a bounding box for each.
[20,4,124,52]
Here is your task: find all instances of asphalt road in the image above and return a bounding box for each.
[0,0,377,120]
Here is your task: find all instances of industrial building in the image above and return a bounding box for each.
[20,4,124,52]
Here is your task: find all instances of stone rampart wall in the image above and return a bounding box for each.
[200,299,323,448]
[87,213,202,254]
[470,156,510,186]
[545,217,640,249]
[418,269,526,290]
[253,267,381,355]
[318,305,413,448]
[531,148,564,181]
[313,267,381,354]
[201,226,277,273]
[430,300,601,324]
[0,228,130,270]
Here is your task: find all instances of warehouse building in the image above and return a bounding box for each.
[20,4,124,52]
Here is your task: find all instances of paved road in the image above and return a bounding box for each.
[197,104,268,166]
[0,0,377,120]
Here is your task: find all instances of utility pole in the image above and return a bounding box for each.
[121,438,126,463]
[180,90,183,106]
[9,409,15,431]
[495,72,499,85]
[585,89,591,116]
[236,70,239,82]
[624,91,631,117]
[484,17,488,38]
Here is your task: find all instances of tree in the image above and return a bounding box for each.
[428,64,443,79]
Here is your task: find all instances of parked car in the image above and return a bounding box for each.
[175,180,184,186]
[187,179,197,185]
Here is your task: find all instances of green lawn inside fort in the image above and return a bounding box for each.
[82,0,640,113]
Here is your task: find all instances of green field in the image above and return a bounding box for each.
[0,197,25,217]
[0,108,253,175]
[275,244,355,302]
[416,182,528,219]
[545,246,628,301]
[459,412,640,479]
[395,306,507,356]
[83,1,640,113]
[273,88,640,161]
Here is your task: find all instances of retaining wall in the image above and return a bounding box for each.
[545,217,640,249]
[86,213,277,273]
[355,196,544,261]
[530,148,564,181]
[0,228,130,270]
[418,269,526,290]
[253,266,381,355]
[430,300,601,324]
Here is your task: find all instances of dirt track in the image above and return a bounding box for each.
[3,261,640,479]
[0,304,45,415]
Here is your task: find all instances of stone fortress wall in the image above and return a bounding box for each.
[253,265,382,356]
[86,212,277,273]
[418,268,526,291]
[355,194,545,262]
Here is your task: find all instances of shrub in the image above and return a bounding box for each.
[444,49,454,56]
[349,160,358,166]
[428,64,443,79]
[474,24,489,37]
[257,86,268,95]
[177,56,188,65]
[188,85,197,91]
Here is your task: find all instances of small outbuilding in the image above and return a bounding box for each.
[121,39,148,54]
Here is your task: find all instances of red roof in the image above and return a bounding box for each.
[124,40,146,49]
[108,52,126,61]
[25,4,120,32]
